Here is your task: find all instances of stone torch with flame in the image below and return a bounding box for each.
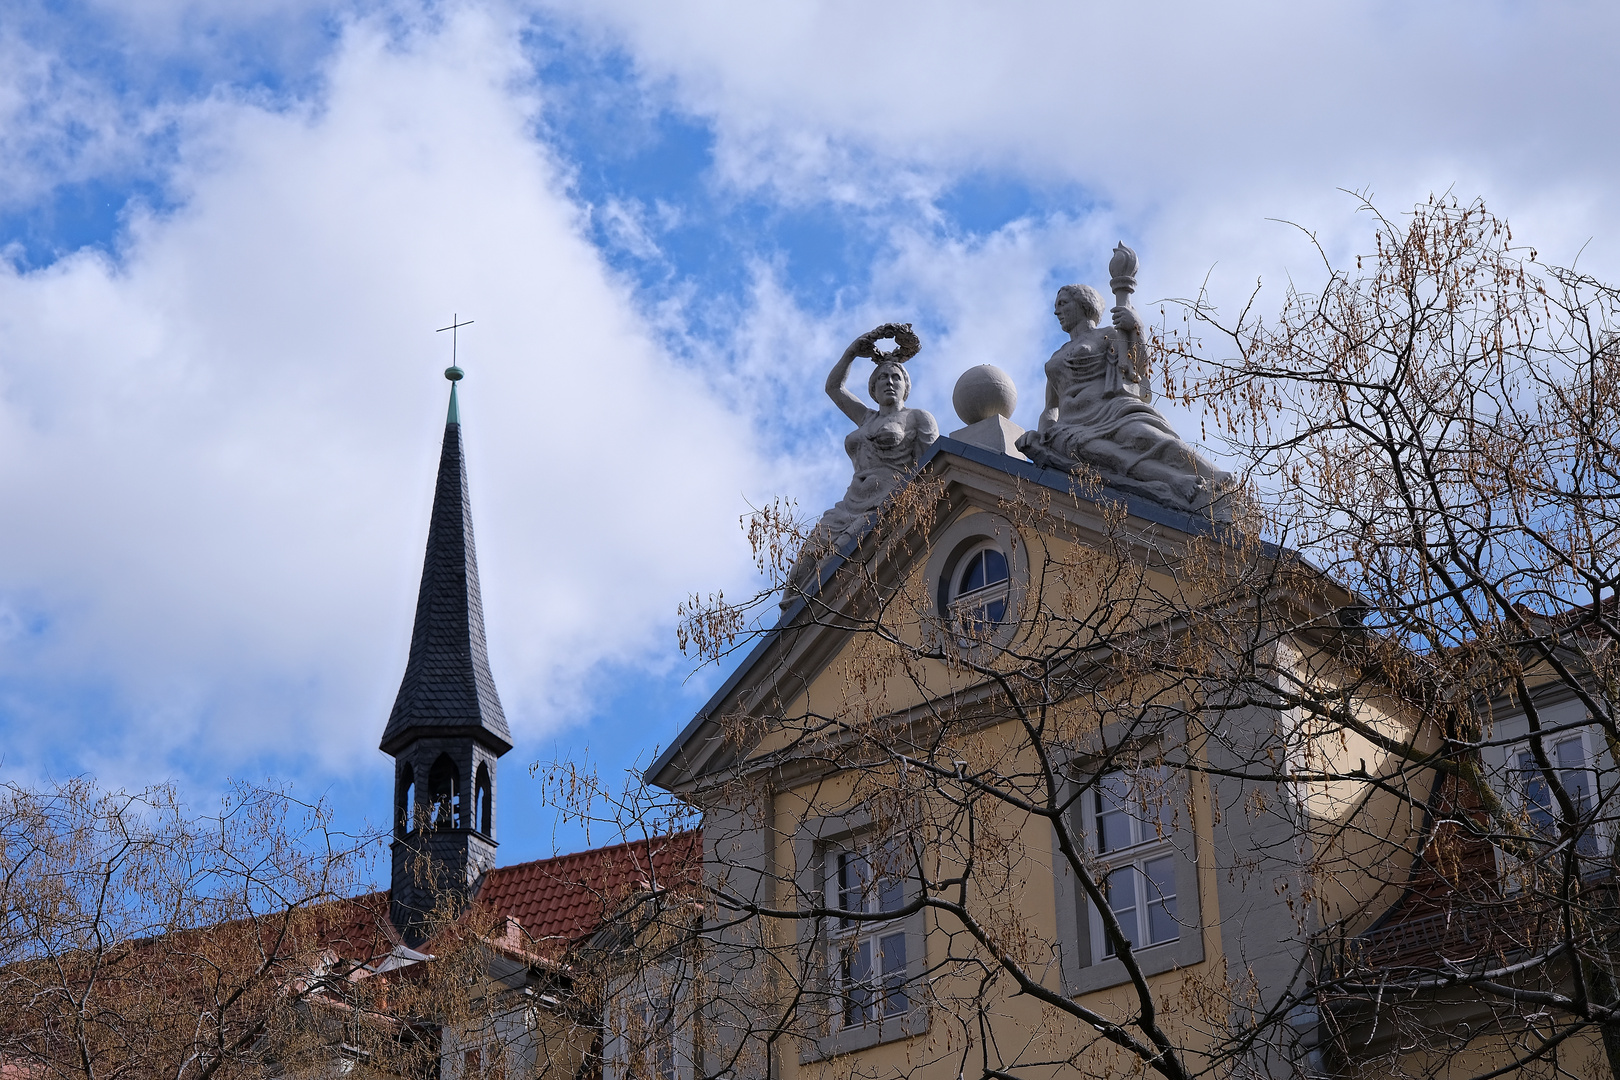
[1106,242,1151,403]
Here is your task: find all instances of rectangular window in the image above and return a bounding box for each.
[629,1003,677,1080]
[1514,733,1602,857]
[828,843,911,1028]
[605,962,693,1080]
[1086,767,1180,959]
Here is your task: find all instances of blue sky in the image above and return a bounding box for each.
[3,0,1619,873]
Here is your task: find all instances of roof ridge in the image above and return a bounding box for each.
[482,829,699,877]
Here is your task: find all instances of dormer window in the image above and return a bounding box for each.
[947,543,1010,639]
[1481,713,1613,892]
[1512,732,1603,858]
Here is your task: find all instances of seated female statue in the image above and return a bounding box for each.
[1016,284,1230,512]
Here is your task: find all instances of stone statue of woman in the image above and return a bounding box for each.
[784,323,939,604]
[1016,247,1231,514]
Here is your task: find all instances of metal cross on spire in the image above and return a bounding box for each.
[436,314,474,377]
[436,314,473,423]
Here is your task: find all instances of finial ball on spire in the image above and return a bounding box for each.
[445,365,464,382]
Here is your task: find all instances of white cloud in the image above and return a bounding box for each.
[541,0,1620,286]
[0,6,775,786]
[0,27,162,211]
[514,0,1620,505]
[8,0,1620,801]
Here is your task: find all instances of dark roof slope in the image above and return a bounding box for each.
[475,832,701,945]
[380,403,511,756]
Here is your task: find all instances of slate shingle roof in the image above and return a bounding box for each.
[380,411,511,756]
[475,832,702,946]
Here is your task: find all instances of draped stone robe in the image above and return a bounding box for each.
[1018,334,1231,513]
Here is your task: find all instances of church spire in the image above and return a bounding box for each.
[380,364,511,757]
[384,361,510,945]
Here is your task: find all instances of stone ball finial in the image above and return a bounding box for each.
[953,364,1018,425]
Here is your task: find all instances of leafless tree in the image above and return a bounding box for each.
[558,196,1620,1080]
[0,778,403,1079]
[1178,194,1620,1079]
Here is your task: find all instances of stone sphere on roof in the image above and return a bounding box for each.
[952,364,1018,425]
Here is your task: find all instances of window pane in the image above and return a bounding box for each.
[878,865,906,913]
[985,598,1006,623]
[842,940,875,1025]
[1096,773,1133,851]
[960,552,985,594]
[1137,766,1173,837]
[1147,899,1178,945]
[982,548,1008,585]
[1556,738,1594,816]
[839,852,872,920]
[1106,866,1137,916]
[1097,808,1132,853]
[1095,768,1178,852]
[879,932,909,1015]
[1556,737,1587,771]
[1565,769,1596,819]
[1144,855,1175,896]
[1102,866,1137,957]
[1144,856,1178,944]
[1518,751,1558,834]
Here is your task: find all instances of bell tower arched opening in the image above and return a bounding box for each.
[428,753,460,830]
[396,763,415,837]
[476,762,492,837]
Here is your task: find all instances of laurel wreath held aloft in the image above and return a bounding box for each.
[855,322,921,363]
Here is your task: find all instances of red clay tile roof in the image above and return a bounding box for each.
[474,832,701,946]
[311,889,398,961]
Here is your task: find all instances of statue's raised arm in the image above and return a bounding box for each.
[1105,243,1152,402]
[783,324,938,604]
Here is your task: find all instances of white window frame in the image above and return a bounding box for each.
[794,813,929,1062]
[825,842,912,1031]
[1052,732,1204,996]
[1078,766,1181,962]
[604,964,694,1080]
[1497,726,1611,877]
[627,1001,677,1080]
[945,541,1012,643]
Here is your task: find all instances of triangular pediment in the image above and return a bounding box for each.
[647,437,1243,794]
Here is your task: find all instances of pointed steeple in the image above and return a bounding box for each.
[380,367,511,757]
[383,364,510,944]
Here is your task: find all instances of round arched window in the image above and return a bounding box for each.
[948,543,1011,638]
